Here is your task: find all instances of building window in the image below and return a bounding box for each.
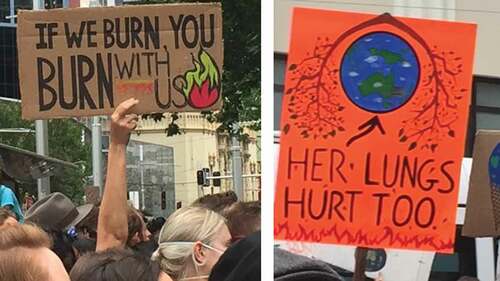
[0,1,33,100]
[274,53,287,131]
[0,1,11,24]
[1,0,33,26]
[467,77,500,156]
[44,0,63,9]
[0,26,19,99]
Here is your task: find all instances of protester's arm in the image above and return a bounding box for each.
[96,98,139,251]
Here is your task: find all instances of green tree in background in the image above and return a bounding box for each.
[0,102,91,202]
[134,0,261,135]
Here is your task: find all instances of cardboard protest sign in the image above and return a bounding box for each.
[463,131,500,237]
[17,3,223,119]
[274,8,476,253]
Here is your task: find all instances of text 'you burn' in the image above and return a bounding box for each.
[34,14,216,111]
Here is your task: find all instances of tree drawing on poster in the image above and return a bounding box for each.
[285,13,465,151]
[275,9,476,253]
[17,4,223,119]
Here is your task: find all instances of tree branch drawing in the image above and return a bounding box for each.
[400,47,464,151]
[284,36,345,139]
[283,13,465,151]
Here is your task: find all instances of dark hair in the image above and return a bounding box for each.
[127,208,143,245]
[0,207,16,225]
[76,206,99,239]
[72,238,96,256]
[457,277,480,281]
[147,217,166,235]
[48,229,77,272]
[191,191,238,213]
[70,248,161,281]
[223,201,261,240]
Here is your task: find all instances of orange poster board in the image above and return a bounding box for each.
[274,8,476,253]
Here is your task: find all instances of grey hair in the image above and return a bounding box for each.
[152,207,226,280]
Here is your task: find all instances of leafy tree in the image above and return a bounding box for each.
[133,0,261,135]
[0,101,91,202]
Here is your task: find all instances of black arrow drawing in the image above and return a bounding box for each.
[346,116,386,147]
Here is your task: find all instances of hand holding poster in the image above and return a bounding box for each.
[17,3,223,119]
[274,8,476,253]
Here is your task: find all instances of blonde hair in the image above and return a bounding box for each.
[152,206,226,280]
[0,224,52,281]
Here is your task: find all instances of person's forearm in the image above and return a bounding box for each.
[96,142,129,251]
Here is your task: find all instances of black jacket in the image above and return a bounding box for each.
[209,231,261,281]
[274,248,344,281]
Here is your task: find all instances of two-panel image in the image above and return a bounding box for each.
[0,0,497,281]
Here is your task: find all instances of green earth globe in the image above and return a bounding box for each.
[340,32,420,113]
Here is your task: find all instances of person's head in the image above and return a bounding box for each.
[72,238,96,260]
[70,248,172,281]
[49,228,78,272]
[153,206,231,281]
[222,201,260,242]
[0,224,70,281]
[128,207,151,247]
[25,192,94,231]
[191,191,238,213]
[148,217,167,236]
[208,231,261,281]
[75,206,99,239]
[0,207,18,229]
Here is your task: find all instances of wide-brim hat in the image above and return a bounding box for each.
[25,192,93,231]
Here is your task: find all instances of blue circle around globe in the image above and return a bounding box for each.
[340,32,420,113]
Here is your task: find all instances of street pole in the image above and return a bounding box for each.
[139,144,145,210]
[496,239,500,281]
[230,123,243,201]
[35,120,50,199]
[86,0,117,196]
[92,116,103,194]
[33,0,50,200]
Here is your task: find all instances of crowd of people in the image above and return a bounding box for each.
[0,98,261,281]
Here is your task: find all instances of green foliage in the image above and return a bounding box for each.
[0,102,35,151]
[135,0,261,135]
[0,102,90,202]
[47,119,91,204]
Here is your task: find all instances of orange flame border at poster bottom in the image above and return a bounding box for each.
[275,222,454,253]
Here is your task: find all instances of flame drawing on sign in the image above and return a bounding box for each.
[275,221,454,252]
[180,49,221,109]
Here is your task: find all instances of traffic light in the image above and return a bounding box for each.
[196,169,210,186]
[161,191,166,210]
[44,0,63,9]
[196,170,205,185]
[212,171,221,187]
